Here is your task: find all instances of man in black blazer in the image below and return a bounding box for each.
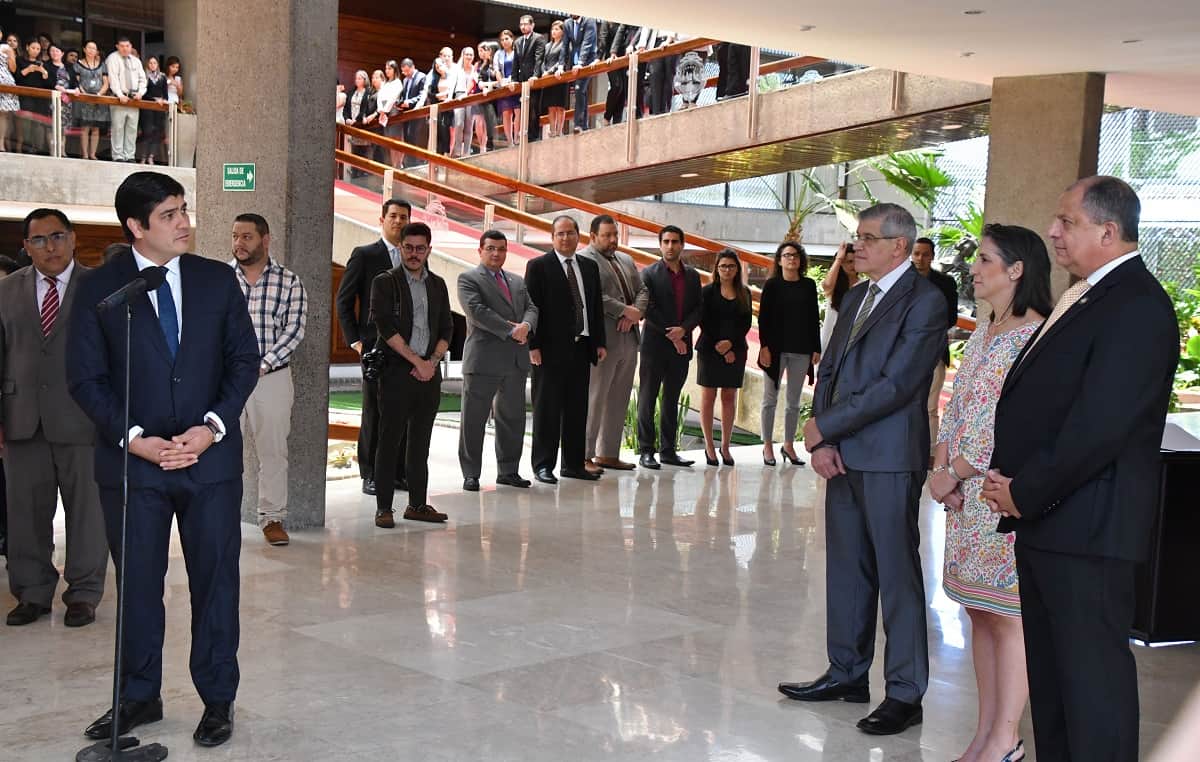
[335,199,409,496]
[397,59,427,166]
[779,204,945,737]
[911,236,959,448]
[637,225,701,469]
[68,172,260,747]
[514,14,546,143]
[524,215,606,484]
[983,176,1178,762]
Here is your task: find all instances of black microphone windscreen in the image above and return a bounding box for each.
[140,266,166,289]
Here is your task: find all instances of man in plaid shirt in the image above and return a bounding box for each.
[230,214,307,545]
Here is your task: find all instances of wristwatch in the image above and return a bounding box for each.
[204,417,224,443]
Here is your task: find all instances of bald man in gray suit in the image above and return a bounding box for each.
[457,230,538,491]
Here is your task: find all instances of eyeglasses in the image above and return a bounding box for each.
[716,264,738,270]
[26,231,69,249]
[849,233,899,243]
[779,251,801,260]
[401,244,429,254]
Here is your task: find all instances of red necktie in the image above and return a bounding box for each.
[495,269,512,302]
[40,276,59,337]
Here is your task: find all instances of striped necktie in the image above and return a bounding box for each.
[847,284,881,344]
[1023,279,1092,355]
[40,276,59,337]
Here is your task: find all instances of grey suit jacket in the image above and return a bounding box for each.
[813,265,945,472]
[579,245,649,342]
[0,263,96,444]
[459,264,538,375]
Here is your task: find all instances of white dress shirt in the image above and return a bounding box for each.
[384,240,400,269]
[34,258,75,309]
[851,259,912,325]
[1086,250,1140,286]
[555,250,590,337]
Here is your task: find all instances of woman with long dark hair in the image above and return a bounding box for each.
[342,69,377,176]
[494,30,520,147]
[541,21,569,138]
[696,250,753,466]
[138,55,169,164]
[0,31,20,152]
[930,223,1051,762]
[820,241,861,351]
[73,41,109,160]
[15,39,51,154]
[757,241,822,466]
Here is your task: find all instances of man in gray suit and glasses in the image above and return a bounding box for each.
[457,230,538,491]
[778,203,946,737]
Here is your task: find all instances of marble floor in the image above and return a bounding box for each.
[3,425,1198,761]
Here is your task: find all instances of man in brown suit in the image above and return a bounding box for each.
[0,208,107,627]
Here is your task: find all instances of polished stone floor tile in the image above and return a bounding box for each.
[2,428,1198,760]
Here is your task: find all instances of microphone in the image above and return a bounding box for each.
[97,266,167,313]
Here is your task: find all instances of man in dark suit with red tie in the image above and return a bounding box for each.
[984,176,1178,762]
[524,215,606,484]
[68,171,260,748]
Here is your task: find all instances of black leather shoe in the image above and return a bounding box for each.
[778,671,870,703]
[497,473,531,488]
[639,453,661,470]
[362,478,377,496]
[395,478,409,492]
[534,467,558,484]
[561,468,601,481]
[659,452,694,467]
[856,697,922,735]
[193,702,233,747]
[463,477,480,492]
[64,602,96,627]
[84,697,164,739]
[6,601,50,626]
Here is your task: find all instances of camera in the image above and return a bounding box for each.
[361,348,386,381]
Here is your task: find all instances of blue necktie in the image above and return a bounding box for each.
[156,268,179,359]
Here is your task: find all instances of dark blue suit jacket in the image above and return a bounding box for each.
[67,251,260,488]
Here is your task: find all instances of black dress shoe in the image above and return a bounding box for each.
[857,697,922,735]
[639,453,661,470]
[534,468,558,484]
[6,601,50,626]
[497,473,531,488]
[362,478,377,495]
[659,452,694,467]
[64,602,96,627]
[561,468,601,481]
[193,702,233,747]
[463,477,480,491]
[84,697,164,739]
[778,671,870,703]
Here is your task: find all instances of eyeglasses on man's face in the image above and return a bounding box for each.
[849,233,899,244]
[26,231,70,249]
[402,244,429,254]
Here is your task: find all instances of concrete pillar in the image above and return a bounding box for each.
[163,0,198,110]
[197,0,337,527]
[983,73,1104,297]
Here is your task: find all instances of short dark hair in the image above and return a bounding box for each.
[914,237,935,250]
[234,213,270,236]
[479,229,507,246]
[1073,175,1140,244]
[590,214,616,235]
[381,198,412,217]
[23,208,73,238]
[102,242,131,263]
[114,172,186,242]
[658,225,684,244]
[115,35,131,44]
[0,255,20,275]
[401,221,432,243]
[770,241,806,280]
[551,214,579,233]
[165,55,181,71]
[519,14,534,24]
[858,203,918,255]
[981,223,1053,319]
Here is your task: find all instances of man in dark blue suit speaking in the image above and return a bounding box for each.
[68,172,260,748]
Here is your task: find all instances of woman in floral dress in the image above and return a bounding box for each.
[930,223,1052,762]
[0,34,19,151]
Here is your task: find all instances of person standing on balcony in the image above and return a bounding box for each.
[493,32,520,147]
[138,56,168,165]
[0,32,19,153]
[910,236,961,451]
[336,199,411,497]
[598,22,637,125]
[397,58,426,165]
[564,15,597,133]
[637,225,702,469]
[73,41,109,161]
[580,214,647,474]
[342,69,377,178]
[105,36,146,163]
[541,21,569,138]
[229,214,307,547]
[514,14,545,143]
[15,39,51,155]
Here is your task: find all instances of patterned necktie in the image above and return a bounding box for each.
[847,284,881,344]
[1024,279,1092,354]
[494,269,512,303]
[40,276,59,337]
[564,257,584,334]
[604,252,635,306]
[156,268,179,359]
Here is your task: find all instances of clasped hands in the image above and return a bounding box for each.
[802,418,846,479]
[131,426,215,471]
[617,305,642,333]
[666,326,687,355]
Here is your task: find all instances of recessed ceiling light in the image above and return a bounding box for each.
[680,172,700,178]
[960,51,976,57]
[797,24,816,32]
[1122,39,1143,44]
[943,123,965,130]
[963,9,984,14]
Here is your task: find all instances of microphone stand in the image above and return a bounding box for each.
[77,303,168,761]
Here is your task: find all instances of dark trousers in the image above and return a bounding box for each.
[100,475,242,704]
[0,458,6,554]
[824,469,928,704]
[635,63,650,118]
[526,89,543,143]
[1017,545,1139,762]
[649,55,678,114]
[573,76,592,130]
[604,70,627,124]
[402,120,423,167]
[374,364,441,511]
[358,373,406,483]
[636,342,690,454]
[716,43,751,98]
[530,341,591,473]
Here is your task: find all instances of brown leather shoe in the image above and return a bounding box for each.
[584,459,605,475]
[375,509,396,528]
[594,457,636,471]
[404,505,448,523]
[262,521,289,546]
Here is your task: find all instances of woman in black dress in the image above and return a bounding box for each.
[138,56,169,164]
[696,249,753,466]
[757,241,822,466]
[541,21,569,137]
[15,39,51,154]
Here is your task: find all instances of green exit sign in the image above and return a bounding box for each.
[222,163,256,192]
